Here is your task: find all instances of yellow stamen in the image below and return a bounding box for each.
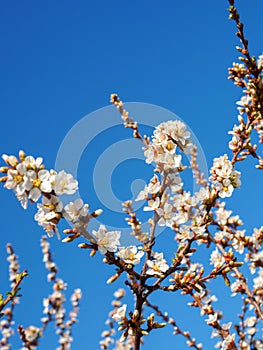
[33,178,41,187]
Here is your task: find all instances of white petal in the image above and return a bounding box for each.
[40,181,52,193]
[38,169,50,181]
[29,187,41,202]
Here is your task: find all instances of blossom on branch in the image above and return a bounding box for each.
[112,305,127,322]
[34,195,63,238]
[53,170,78,196]
[92,225,121,254]
[209,154,241,198]
[117,246,144,265]
[146,252,169,277]
[63,198,89,223]
[210,248,224,268]
[143,120,192,172]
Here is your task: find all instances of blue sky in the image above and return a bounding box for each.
[1,0,263,349]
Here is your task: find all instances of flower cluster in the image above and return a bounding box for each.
[34,195,63,238]
[0,151,103,241]
[143,120,192,171]
[209,154,241,197]
[1,151,78,209]
[19,326,42,350]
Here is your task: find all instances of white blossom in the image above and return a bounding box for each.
[117,246,144,265]
[209,154,241,198]
[210,248,224,268]
[143,197,160,211]
[63,198,89,223]
[24,326,42,342]
[205,313,218,325]
[236,94,252,114]
[156,202,175,227]
[253,269,263,291]
[215,204,232,225]
[112,304,127,322]
[136,174,161,201]
[146,252,169,277]
[53,170,78,195]
[221,334,235,350]
[257,53,263,69]
[143,120,191,171]
[92,225,121,254]
[176,225,195,242]
[231,280,244,296]
[19,169,53,202]
[34,195,62,238]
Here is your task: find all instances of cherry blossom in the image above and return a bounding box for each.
[112,305,127,322]
[209,154,241,198]
[205,313,218,325]
[210,248,224,268]
[117,246,144,265]
[257,53,263,69]
[146,252,169,277]
[143,120,191,171]
[143,197,160,211]
[156,202,175,227]
[92,225,121,254]
[34,195,63,238]
[53,170,78,195]
[135,174,161,201]
[63,198,89,223]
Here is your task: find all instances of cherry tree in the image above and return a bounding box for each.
[1,1,263,349]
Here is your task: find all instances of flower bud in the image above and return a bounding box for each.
[19,150,26,161]
[107,273,120,284]
[62,235,76,243]
[91,209,103,218]
[0,166,9,173]
[78,243,90,248]
[152,322,166,329]
[0,176,8,183]
[90,249,97,257]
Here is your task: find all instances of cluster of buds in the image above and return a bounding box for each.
[113,306,147,343]
[228,62,248,87]
[0,309,14,349]
[110,94,142,140]
[0,245,29,350]
[122,200,148,243]
[41,236,81,349]
[169,265,205,293]
[227,50,263,165]
[100,289,126,349]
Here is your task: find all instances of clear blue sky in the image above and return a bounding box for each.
[1,0,263,349]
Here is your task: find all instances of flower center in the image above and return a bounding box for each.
[33,178,41,187]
